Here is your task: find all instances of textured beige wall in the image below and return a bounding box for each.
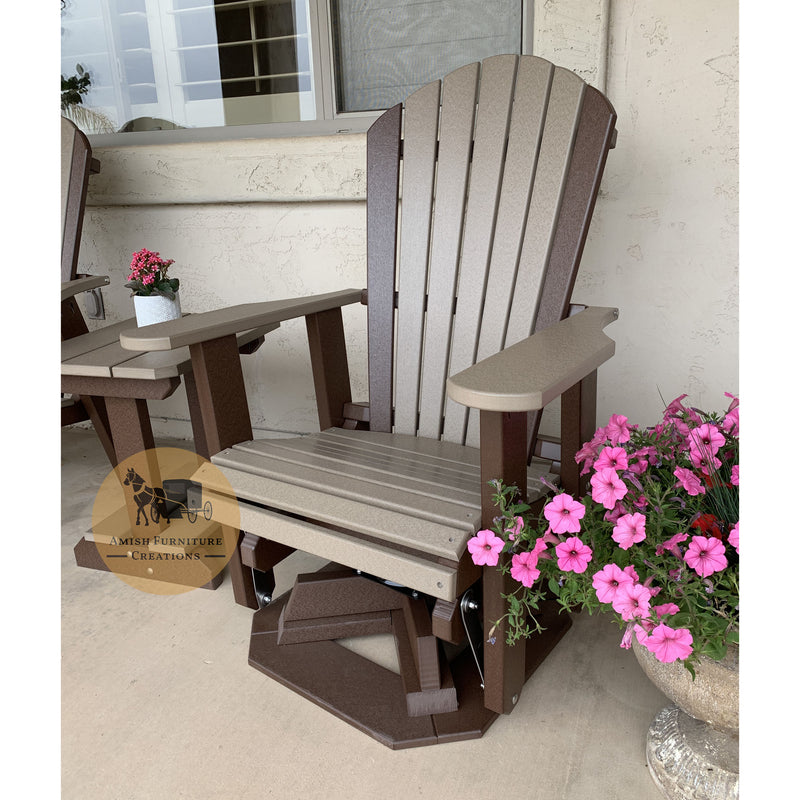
[76,0,738,439]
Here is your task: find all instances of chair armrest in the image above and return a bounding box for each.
[120,288,363,351]
[446,306,618,412]
[61,274,110,301]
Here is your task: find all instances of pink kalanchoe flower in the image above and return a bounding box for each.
[728,522,739,554]
[731,465,739,486]
[674,466,706,496]
[606,414,631,445]
[544,493,586,534]
[611,582,652,621]
[612,512,647,550]
[684,535,728,577]
[467,530,505,567]
[594,446,629,472]
[645,623,694,663]
[590,467,628,510]
[510,550,541,588]
[555,537,593,574]
[592,563,634,604]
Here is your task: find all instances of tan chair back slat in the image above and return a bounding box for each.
[533,84,618,333]
[419,56,516,442]
[505,67,586,345]
[414,62,481,440]
[393,79,443,435]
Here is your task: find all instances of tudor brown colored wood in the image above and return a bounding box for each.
[120,55,619,747]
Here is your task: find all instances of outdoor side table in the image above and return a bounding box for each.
[62,316,278,586]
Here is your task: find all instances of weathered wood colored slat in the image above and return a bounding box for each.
[533,83,618,333]
[202,485,461,600]
[62,320,277,380]
[394,79,441,435]
[444,57,556,444]
[205,452,476,560]
[366,103,403,433]
[228,439,483,504]
[61,274,109,301]
[216,445,482,527]
[432,55,517,445]
[61,319,136,362]
[415,62,480,439]
[505,67,586,344]
[119,289,361,351]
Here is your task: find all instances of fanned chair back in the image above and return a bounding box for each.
[366,55,615,450]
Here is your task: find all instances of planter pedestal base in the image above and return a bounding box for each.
[646,704,739,800]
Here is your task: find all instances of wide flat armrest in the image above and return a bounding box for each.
[120,288,363,351]
[61,275,110,301]
[446,306,618,412]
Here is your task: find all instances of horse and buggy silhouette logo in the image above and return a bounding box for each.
[122,467,213,527]
[91,446,240,594]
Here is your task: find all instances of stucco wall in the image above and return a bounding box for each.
[75,0,738,440]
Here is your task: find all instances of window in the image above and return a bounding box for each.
[60,0,532,139]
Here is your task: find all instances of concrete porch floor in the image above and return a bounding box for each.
[61,426,670,800]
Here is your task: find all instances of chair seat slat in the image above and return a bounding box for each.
[231,436,482,498]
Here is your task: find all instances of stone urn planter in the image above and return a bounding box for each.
[633,640,739,800]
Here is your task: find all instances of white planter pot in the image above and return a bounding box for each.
[134,292,181,327]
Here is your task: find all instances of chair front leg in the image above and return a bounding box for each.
[479,409,528,715]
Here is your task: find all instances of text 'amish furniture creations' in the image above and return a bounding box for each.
[120,55,619,748]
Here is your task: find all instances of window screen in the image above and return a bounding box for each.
[330,0,523,113]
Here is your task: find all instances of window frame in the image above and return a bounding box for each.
[85,0,534,147]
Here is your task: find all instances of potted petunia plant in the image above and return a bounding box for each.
[468,393,741,796]
[468,392,740,673]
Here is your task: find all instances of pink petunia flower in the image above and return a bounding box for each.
[611,582,652,621]
[684,535,728,577]
[510,550,541,587]
[656,531,688,558]
[467,529,505,567]
[674,467,706,496]
[590,468,628,510]
[731,465,739,486]
[687,423,725,471]
[644,623,694,663]
[544,493,586,534]
[728,522,739,554]
[505,515,524,541]
[723,405,739,436]
[592,563,634,604]
[555,537,593,573]
[612,512,647,550]
[594,446,629,472]
[606,414,632,445]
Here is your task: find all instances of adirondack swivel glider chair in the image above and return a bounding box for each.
[120,55,619,748]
